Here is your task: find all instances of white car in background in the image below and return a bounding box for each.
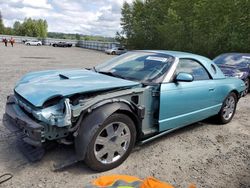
[105,47,127,55]
[25,40,42,46]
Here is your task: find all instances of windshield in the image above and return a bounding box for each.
[95,52,175,82]
[214,54,250,67]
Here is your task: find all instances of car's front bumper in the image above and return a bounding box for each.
[2,95,44,147]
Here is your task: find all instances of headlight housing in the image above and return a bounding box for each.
[33,98,72,127]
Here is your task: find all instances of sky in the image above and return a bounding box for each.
[0,0,133,37]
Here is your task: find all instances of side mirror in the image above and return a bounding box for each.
[175,72,194,82]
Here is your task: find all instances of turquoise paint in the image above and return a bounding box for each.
[137,50,226,79]
[15,69,139,107]
[175,72,193,82]
[159,70,245,131]
[13,51,245,133]
[159,80,219,131]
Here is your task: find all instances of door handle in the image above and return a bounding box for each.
[209,88,215,91]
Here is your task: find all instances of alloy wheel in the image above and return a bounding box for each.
[222,95,235,121]
[94,122,131,164]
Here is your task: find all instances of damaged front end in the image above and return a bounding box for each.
[31,98,72,128]
[4,68,143,149]
[3,84,156,167]
[3,94,73,147]
[3,95,45,147]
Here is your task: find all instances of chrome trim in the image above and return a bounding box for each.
[162,57,179,83]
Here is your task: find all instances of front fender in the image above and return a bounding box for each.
[74,102,139,161]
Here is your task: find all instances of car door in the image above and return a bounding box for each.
[159,58,217,132]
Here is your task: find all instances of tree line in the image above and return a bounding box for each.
[0,12,5,34]
[48,32,116,42]
[0,11,115,42]
[117,0,250,58]
[0,12,48,38]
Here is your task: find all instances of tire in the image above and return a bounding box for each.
[242,78,249,97]
[83,113,136,171]
[111,51,116,55]
[216,92,237,124]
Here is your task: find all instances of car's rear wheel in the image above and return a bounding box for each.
[217,92,237,124]
[84,113,136,171]
[111,51,116,55]
[242,78,249,97]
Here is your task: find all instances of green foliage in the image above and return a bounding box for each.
[48,32,116,42]
[0,11,5,34]
[4,27,14,35]
[13,21,22,35]
[20,18,48,38]
[75,33,81,40]
[118,0,250,58]
[0,12,48,38]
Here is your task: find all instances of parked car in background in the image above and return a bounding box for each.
[3,51,245,171]
[105,47,127,55]
[25,40,42,46]
[214,53,250,96]
[52,42,72,47]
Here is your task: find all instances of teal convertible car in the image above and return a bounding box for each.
[3,51,245,171]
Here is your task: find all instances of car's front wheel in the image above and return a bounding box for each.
[84,113,136,171]
[217,92,237,124]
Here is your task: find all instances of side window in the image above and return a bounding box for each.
[176,59,210,80]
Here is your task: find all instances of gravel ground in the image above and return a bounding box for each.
[0,44,249,188]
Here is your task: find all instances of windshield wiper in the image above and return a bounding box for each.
[98,71,127,80]
[92,66,97,72]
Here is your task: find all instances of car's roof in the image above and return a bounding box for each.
[134,50,225,79]
[135,50,212,62]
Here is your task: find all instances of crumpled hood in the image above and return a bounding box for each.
[14,69,140,107]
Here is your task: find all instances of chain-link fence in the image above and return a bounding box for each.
[0,34,120,51]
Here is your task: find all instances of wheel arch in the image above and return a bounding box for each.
[74,101,142,161]
[115,109,141,138]
[230,89,240,100]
